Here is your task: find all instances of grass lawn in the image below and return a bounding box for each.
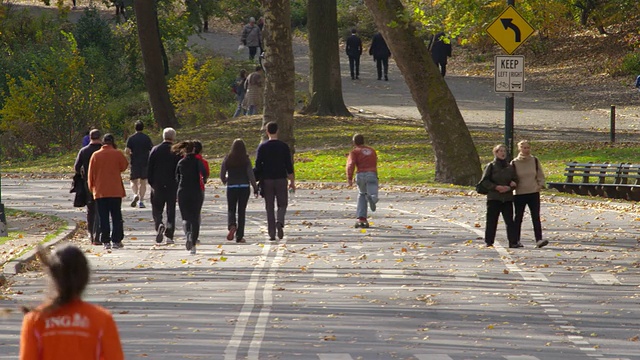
[3,115,639,187]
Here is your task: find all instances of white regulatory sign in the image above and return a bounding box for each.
[495,55,524,93]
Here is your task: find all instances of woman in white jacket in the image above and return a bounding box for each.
[511,140,548,248]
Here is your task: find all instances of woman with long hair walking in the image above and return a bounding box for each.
[220,139,258,243]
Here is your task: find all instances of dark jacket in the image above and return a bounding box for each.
[74,143,102,179]
[369,33,391,60]
[346,34,362,57]
[430,32,452,64]
[480,159,517,202]
[176,154,208,198]
[148,141,181,190]
[254,139,294,180]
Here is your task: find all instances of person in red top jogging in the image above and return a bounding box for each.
[20,244,124,360]
[346,134,379,228]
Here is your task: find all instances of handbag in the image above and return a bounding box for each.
[475,163,493,195]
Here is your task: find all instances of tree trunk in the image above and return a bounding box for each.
[260,0,296,154]
[133,0,179,129]
[363,0,481,185]
[300,0,351,117]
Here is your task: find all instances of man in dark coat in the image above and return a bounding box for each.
[73,129,102,245]
[430,32,452,77]
[369,32,391,81]
[147,127,181,245]
[345,28,363,80]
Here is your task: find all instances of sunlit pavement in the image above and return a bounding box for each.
[0,179,639,359]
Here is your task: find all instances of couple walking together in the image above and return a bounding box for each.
[480,140,548,249]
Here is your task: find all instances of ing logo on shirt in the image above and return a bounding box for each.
[45,313,90,329]
[361,148,373,156]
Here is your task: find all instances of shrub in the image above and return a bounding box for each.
[619,51,640,76]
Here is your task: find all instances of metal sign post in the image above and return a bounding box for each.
[486,0,535,158]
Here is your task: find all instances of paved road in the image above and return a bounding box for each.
[0,179,638,359]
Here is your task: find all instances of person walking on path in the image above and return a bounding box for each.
[241,16,262,61]
[20,245,124,360]
[174,141,208,254]
[125,120,153,209]
[148,127,181,245]
[242,66,264,115]
[346,28,363,80]
[369,32,391,81]
[346,134,379,228]
[194,140,210,194]
[73,129,102,245]
[430,31,452,77]
[511,140,548,248]
[480,144,519,248]
[254,122,295,241]
[220,139,258,243]
[232,69,247,117]
[88,134,129,250]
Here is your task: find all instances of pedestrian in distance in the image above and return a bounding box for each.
[346,28,363,80]
[87,134,129,250]
[220,139,258,243]
[346,134,379,228]
[242,65,264,116]
[511,140,548,248]
[232,69,248,117]
[73,129,102,245]
[174,140,208,255]
[369,32,391,81]
[148,127,181,245]
[81,130,90,148]
[19,245,124,360]
[479,144,519,248]
[635,74,640,92]
[241,16,262,61]
[430,31,452,77]
[125,120,153,209]
[254,122,295,241]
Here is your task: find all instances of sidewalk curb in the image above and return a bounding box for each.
[0,221,80,285]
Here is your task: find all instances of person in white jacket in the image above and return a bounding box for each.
[511,140,548,248]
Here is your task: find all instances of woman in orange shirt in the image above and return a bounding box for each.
[20,245,124,360]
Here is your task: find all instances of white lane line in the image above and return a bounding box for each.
[317,354,354,360]
[415,355,454,360]
[248,241,287,359]
[520,272,549,282]
[314,269,338,278]
[224,243,270,360]
[379,269,405,278]
[591,273,621,285]
[455,271,479,282]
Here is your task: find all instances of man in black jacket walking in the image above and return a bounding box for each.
[346,28,362,80]
[147,127,181,245]
[73,129,102,245]
[369,32,391,81]
[430,32,452,77]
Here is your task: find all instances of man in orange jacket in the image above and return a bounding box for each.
[88,134,129,250]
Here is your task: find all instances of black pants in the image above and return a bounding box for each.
[263,178,288,239]
[435,61,447,77]
[514,192,542,242]
[96,197,124,244]
[249,46,258,60]
[485,200,516,246]
[151,186,177,240]
[375,57,389,79]
[178,191,203,243]
[227,187,250,240]
[86,199,99,242]
[348,56,360,79]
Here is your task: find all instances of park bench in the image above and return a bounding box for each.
[547,162,640,200]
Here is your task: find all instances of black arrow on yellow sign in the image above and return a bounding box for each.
[500,18,521,42]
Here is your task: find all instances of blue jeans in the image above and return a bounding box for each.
[233,94,245,117]
[356,172,378,219]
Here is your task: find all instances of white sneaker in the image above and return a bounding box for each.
[190,246,196,255]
